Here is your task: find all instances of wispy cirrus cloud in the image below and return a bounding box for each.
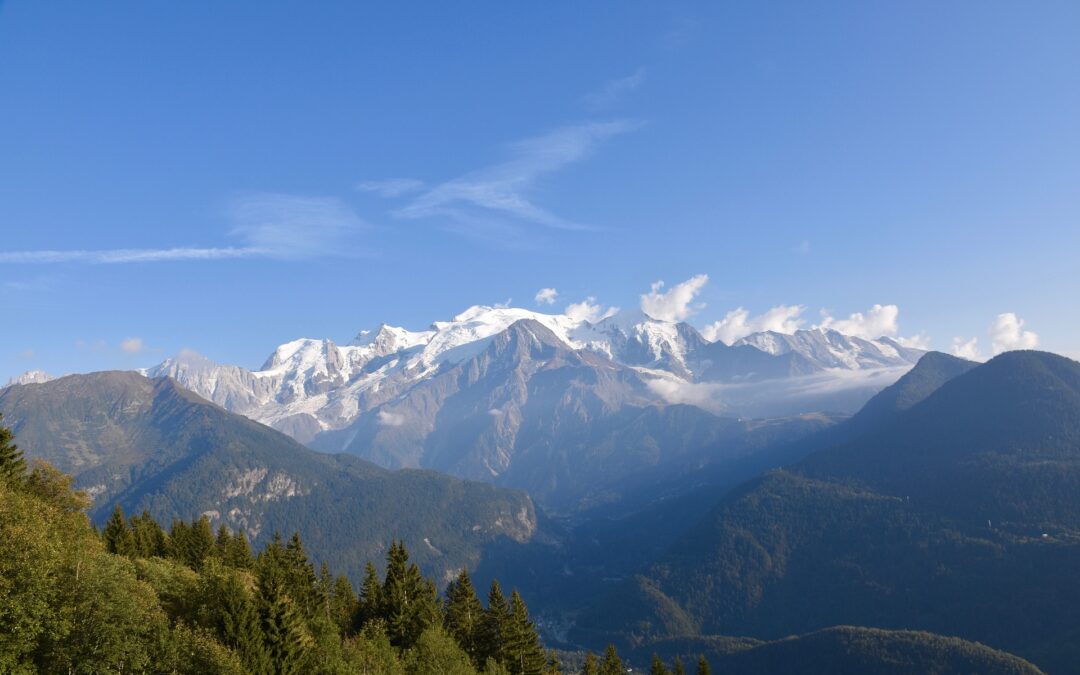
[355,178,426,198]
[370,120,639,240]
[584,68,647,110]
[0,193,368,265]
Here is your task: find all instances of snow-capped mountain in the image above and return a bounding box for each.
[4,370,55,387]
[140,303,924,510]
[734,329,924,371]
[146,304,925,442]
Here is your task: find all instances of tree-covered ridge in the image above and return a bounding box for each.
[0,418,569,674]
[575,351,1080,673]
[0,371,542,583]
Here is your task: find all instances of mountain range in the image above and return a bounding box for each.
[131,304,920,512]
[574,350,1080,673]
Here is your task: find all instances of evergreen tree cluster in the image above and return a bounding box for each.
[0,418,569,674]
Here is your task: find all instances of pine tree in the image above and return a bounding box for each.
[505,590,546,675]
[445,569,485,664]
[673,657,685,675]
[284,531,319,617]
[546,650,561,675]
[695,655,710,675]
[581,652,599,675]
[130,510,167,557]
[650,654,669,675]
[215,570,271,673]
[168,519,191,563]
[598,645,623,675]
[329,574,357,634]
[381,541,440,648]
[480,579,512,665]
[226,530,254,569]
[256,533,312,674]
[103,504,136,557]
[189,516,215,569]
[0,415,25,484]
[354,561,383,630]
[215,524,232,556]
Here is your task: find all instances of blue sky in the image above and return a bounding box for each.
[1,1,1078,380]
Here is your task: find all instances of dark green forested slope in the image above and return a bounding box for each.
[640,626,1042,675]
[0,371,543,583]
[0,432,557,674]
[575,351,1080,673]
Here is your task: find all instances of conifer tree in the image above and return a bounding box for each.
[695,655,710,675]
[546,650,561,675]
[168,519,191,563]
[445,568,485,664]
[130,510,167,557]
[650,654,669,675]
[329,574,357,634]
[189,516,216,569]
[215,569,271,673]
[354,561,383,630]
[226,530,254,569]
[103,504,135,557]
[256,533,312,673]
[506,590,546,675]
[673,657,685,675]
[598,645,623,675]
[381,540,440,648]
[284,532,319,616]
[215,524,232,556]
[581,653,599,675]
[480,579,512,665]
[0,415,25,484]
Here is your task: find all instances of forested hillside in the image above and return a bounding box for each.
[0,422,558,674]
[575,352,1080,673]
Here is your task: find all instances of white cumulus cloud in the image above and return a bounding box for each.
[640,274,708,322]
[951,337,983,361]
[990,312,1039,354]
[565,297,618,323]
[702,305,806,344]
[818,304,900,340]
[534,288,558,305]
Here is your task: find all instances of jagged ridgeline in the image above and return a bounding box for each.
[0,371,543,584]
[0,432,554,674]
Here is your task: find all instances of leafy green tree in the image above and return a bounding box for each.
[404,625,477,675]
[598,645,623,675]
[673,657,685,675]
[650,654,669,675]
[103,504,136,557]
[695,654,710,675]
[0,415,25,484]
[446,568,485,664]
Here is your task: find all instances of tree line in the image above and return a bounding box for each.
[0,414,654,674]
